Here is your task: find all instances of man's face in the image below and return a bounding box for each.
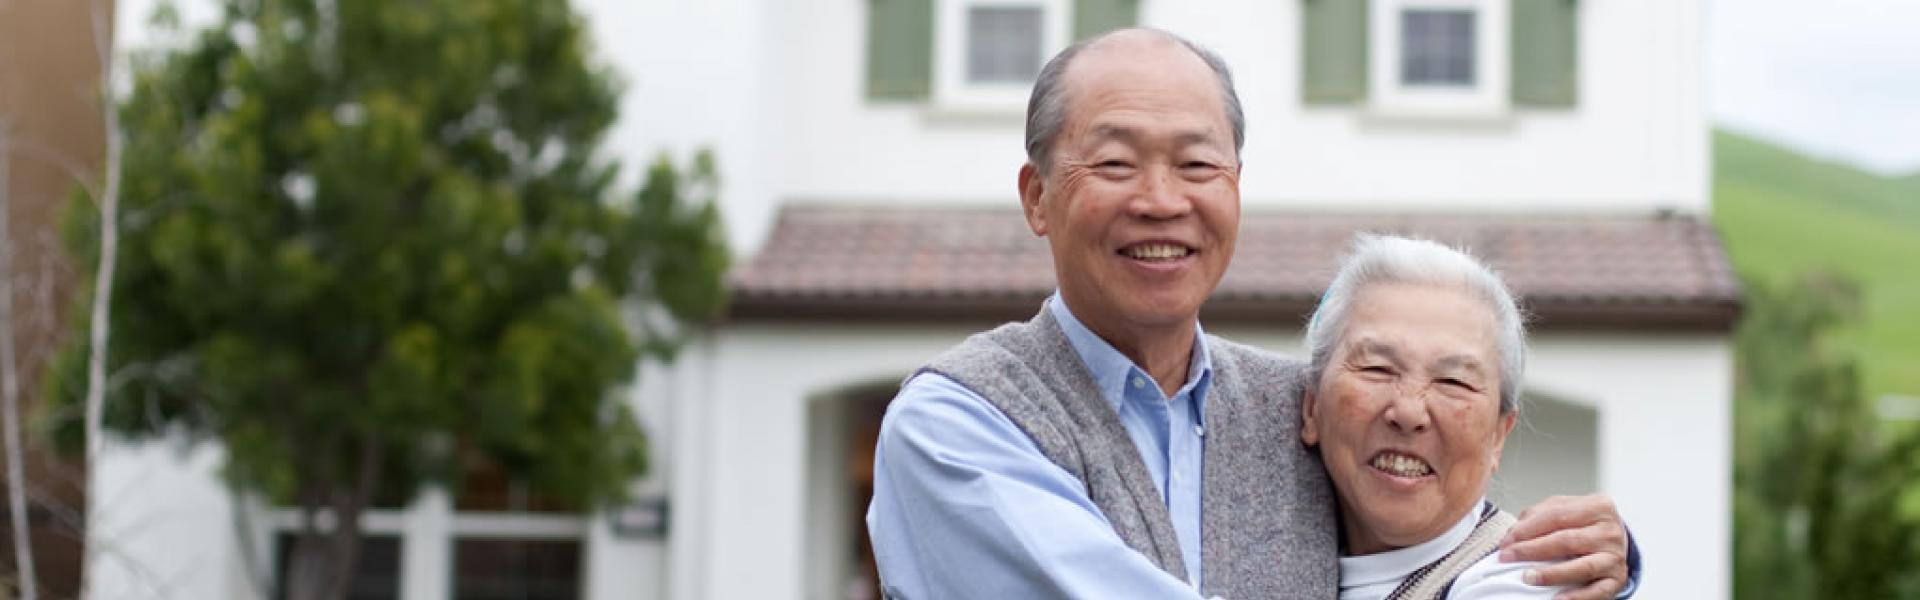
[1018,36,1241,337]
[1301,282,1517,555]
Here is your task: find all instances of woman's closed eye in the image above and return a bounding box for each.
[1356,365,1395,380]
[1437,377,1479,393]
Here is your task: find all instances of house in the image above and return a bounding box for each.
[94,0,1734,598]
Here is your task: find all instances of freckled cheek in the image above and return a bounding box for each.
[1328,381,1385,435]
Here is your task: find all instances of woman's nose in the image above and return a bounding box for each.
[1384,390,1432,433]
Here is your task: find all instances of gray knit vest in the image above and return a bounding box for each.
[919,307,1338,599]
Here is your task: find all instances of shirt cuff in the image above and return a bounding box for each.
[1615,525,1642,599]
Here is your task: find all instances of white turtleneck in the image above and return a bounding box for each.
[1336,500,1567,600]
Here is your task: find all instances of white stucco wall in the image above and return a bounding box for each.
[88,440,258,600]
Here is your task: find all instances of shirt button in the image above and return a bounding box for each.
[1132,377,1146,389]
[1194,425,1206,437]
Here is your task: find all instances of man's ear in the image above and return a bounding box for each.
[1300,386,1321,447]
[1018,162,1048,236]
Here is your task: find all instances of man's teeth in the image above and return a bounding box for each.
[1123,243,1192,260]
[1370,453,1434,477]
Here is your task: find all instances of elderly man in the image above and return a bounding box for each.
[867,28,1635,599]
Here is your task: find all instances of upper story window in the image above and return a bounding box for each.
[1369,0,1508,117]
[1301,0,1579,114]
[1401,9,1477,87]
[936,0,1070,111]
[966,6,1047,84]
[864,0,1141,107]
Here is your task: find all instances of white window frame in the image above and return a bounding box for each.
[934,0,1071,113]
[1368,0,1509,119]
[262,488,589,597]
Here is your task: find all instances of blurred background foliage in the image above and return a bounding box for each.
[1716,130,1920,599]
[35,0,727,597]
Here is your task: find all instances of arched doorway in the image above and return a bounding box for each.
[802,379,899,600]
[1491,391,1600,510]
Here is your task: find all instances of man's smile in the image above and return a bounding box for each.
[1118,241,1195,261]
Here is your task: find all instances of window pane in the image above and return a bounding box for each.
[966,6,1044,84]
[274,534,402,600]
[453,539,583,600]
[1401,9,1476,87]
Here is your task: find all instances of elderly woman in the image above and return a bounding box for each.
[1300,234,1566,600]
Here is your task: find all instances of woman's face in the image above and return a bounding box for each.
[1302,282,1517,555]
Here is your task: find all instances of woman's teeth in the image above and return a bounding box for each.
[1371,453,1434,477]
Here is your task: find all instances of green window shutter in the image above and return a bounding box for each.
[1511,0,1578,106]
[1301,0,1369,105]
[866,0,934,101]
[1073,0,1139,41]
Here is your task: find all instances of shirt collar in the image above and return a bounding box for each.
[1336,499,1493,589]
[1047,293,1214,412]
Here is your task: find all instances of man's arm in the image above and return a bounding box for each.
[866,374,1205,599]
[1498,495,1643,600]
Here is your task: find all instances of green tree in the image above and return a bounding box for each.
[1732,272,1920,599]
[42,1,727,598]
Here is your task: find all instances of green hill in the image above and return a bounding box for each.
[1712,129,1920,399]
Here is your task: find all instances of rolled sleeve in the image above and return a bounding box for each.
[1449,555,1567,599]
[866,373,1202,599]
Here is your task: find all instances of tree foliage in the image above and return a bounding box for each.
[42,0,726,596]
[1732,271,1920,599]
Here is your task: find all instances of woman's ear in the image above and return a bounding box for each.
[1301,386,1321,447]
[1489,410,1519,471]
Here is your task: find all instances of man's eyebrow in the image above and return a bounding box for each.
[1086,124,1221,148]
[1173,130,1221,148]
[1087,124,1141,144]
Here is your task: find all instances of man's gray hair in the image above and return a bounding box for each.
[1024,28,1246,172]
[1303,234,1529,414]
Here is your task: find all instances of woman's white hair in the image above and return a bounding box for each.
[1303,234,1529,414]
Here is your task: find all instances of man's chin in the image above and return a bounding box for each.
[1116,296,1207,328]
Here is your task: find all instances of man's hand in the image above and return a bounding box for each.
[1499,494,1630,600]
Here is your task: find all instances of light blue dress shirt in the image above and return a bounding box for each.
[866,294,1215,598]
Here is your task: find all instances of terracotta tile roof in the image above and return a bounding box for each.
[729,205,1744,331]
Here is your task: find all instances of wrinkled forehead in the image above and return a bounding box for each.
[1339,284,1501,367]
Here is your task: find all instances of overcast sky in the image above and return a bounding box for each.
[121,0,1920,175]
[1707,0,1920,175]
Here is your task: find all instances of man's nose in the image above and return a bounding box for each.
[1130,165,1192,220]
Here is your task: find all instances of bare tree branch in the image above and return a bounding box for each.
[0,139,103,203]
[82,0,125,597]
[1,119,40,600]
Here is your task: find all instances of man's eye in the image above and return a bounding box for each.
[1359,366,1393,377]
[1096,160,1134,171]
